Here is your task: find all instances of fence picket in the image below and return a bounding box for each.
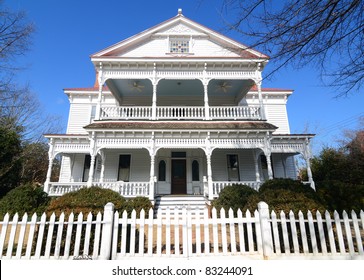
[156,208,163,256]
[298,211,309,254]
[64,213,74,259]
[147,208,153,256]
[138,209,145,256]
[325,211,336,254]
[25,213,37,259]
[246,210,254,253]
[174,206,180,256]
[212,208,218,254]
[74,212,83,256]
[187,208,193,256]
[307,211,318,255]
[280,211,290,254]
[237,209,245,253]
[129,210,136,256]
[316,211,327,254]
[34,213,47,259]
[333,211,345,254]
[44,213,56,258]
[6,213,18,258]
[182,207,188,257]
[289,211,299,254]
[343,210,355,255]
[351,210,363,254]
[120,210,128,256]
[92,212,102,259]
[54,213,64,258]
[15,213,28,258]
[220,208,228,254]
[229,208,236,254]
[203,207,209,255]
[0,213,9,257]
[83,212,93,256]
[195,211,201,255]
[271,211,281,255]
[255,209,262,254]
[165,208,171,256]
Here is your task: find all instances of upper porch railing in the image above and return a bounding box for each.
[100,105,262,121]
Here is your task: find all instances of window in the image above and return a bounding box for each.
[192,160,199,181]
[158,160,166,181]
[118,155,131,181]
[171,152,186,158]
[227,154,240,181]
[82,155,91,182]
[90,105,96,122]
[170,39,189,53]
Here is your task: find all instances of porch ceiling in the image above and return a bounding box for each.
[105,78,253,105]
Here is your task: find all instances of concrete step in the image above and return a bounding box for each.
[154,195,208,218]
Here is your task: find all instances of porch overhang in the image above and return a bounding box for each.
[84,120,278,131]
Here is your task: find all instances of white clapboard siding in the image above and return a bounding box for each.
[0,204,363,260]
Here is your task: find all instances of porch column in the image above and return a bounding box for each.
[255,68,266,120]
[149,152,156,201]
[205,150,213,200]
[95,62,103,120]
[264,133,274,180]
[87,132,96,187]
[252,150,261,187]
[87,153,96,187]
[265,152,274,180]
[44,138,55,193]
[203,63,210,120]
[99,150,106,183]
[152,82,157,120]
[303,138,315,190]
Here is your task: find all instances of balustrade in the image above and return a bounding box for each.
[48,181,150,197]
[100,105,262,120]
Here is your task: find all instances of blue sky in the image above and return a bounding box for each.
[6,0,364,154]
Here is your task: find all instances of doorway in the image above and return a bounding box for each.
[171,159,186,194]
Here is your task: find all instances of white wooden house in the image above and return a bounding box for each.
[44,9,315,206]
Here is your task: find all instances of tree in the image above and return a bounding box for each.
[0,123,23,197]
[222,0,364,96]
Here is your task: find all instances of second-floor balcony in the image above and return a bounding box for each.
[100,105,263,121]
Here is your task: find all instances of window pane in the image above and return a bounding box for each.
[82,154,91,182]
[227,154,240,181]
[118,155,131,181]
[192,160,199,181]
[158,160,166,181]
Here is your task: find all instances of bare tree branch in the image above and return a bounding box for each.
[222,0,364,96]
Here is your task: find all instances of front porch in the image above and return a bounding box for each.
[44,131,315,200]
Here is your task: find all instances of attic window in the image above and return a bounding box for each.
[170,38,189,53]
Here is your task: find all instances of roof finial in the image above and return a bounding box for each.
[178,8,182,15]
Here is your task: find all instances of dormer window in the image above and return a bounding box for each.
[170,38,189,53]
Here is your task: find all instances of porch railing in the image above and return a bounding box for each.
[212,181,261,198]
[100,105,262,120]
[47,182,150,197]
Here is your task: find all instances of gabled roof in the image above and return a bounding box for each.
[91,9,268,60]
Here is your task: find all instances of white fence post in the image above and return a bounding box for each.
[258,201,273,259]
[100,202,115,260]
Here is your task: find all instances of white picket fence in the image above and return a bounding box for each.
[0,202,363,260]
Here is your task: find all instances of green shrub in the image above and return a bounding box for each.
[0,183,50,219]
[124,196,153,218]
[46,186,126,217]
[247,179,326,214]
[316,180,364,213]
[211,184,259,215]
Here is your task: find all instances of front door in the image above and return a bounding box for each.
[171,159,186,194]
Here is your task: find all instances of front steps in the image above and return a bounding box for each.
[153,195,208,218]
